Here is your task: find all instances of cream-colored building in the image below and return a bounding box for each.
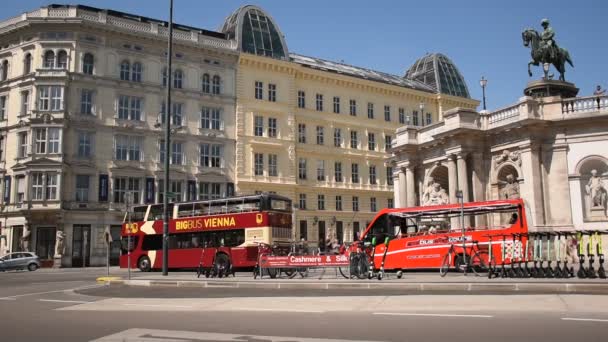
[220,6,477,246]
[0,5,238,266]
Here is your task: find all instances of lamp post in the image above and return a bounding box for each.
[162,0,174,276]
[479,76,488,111]
[456,190,466,275]
[419,101,425,126]
[125,191,132,281]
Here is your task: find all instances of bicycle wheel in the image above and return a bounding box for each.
[439,252,452,277]
[470,251,489,276]
[338,266,350,279]
[283,268,297,279]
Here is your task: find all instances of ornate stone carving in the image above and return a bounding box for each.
[422,178,449,206]
[494,150,521,169]
[20,225,31,251]
[54,230,66,257]
[585,169,607,208]
[287,144,295,161]
[499,174,520,199]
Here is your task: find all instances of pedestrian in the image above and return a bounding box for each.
[593,85,606,96]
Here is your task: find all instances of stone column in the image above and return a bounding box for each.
[447,155,457,203]
[519,143,545,229]
[405,166,416,207]
[392,173,401,208]
[471,152,487,227]
[398,169,406,208]
[543,143,573,227]
[457,154,470,202]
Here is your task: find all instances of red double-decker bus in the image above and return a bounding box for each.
[120,194,292,272]
[351,199,529,271]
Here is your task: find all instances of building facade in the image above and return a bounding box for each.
[0,5,238,266]
[391,82,608,235]
[220,6,477,246]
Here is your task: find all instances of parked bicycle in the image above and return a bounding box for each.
[439,240,488,277]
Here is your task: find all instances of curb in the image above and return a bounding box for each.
[101,279,608,294]
[96,276,122,283]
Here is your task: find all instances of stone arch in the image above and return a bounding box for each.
[495,164,521,200]
[575,155,608,219]
[575,155,608,176]
[421,164,449,205]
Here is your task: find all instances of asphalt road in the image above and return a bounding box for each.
[1,268,608,342]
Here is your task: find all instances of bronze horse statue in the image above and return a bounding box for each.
[522,28,573,81]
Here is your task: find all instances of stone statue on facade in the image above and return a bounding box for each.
[20,225,31,251]
[522,19,573,81]
[422,181,449,206]
[585,169,607,208]
[500,174,520,199]
[494,150,521,169]
[54,230,66,257]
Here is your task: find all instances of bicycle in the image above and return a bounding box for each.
[252,242,272,279]
[284,240,310,279]
[439,240,488,277]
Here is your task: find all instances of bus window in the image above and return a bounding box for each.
[120,236,139,253]
[270,199,290,211]
[141,235,163,251]
[364,214,392,244]
[131,206,147,222]
[148,204,170,221]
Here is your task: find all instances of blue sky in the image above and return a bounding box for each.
[3,0,607,109]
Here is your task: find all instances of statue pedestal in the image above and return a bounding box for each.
[52,256,63,268]
[524,79,579,98]
[590,207,606,219]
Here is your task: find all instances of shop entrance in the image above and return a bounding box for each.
[35,227,56,260]
[72,225,91,267]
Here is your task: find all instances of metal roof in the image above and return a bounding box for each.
[405,53,471,98]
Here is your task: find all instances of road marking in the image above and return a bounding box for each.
[373,312,493,318]
[0,283,103,299]
[122,303,194,309]
[562,317,608,323]
[235,308,325,313]
[0,297,16,301]
[39,299,92,304]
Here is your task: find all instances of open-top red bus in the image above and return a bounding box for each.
[350,199,529,272]
[120,194,292,273]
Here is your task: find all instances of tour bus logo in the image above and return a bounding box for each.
[256,213,263,224]
[124,223,138,234]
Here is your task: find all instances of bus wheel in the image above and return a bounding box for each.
[214,254,231,278]
[138,256,151,272]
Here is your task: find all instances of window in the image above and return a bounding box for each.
[386,166,393,186]
[399,108,405,124]
[316,126,324,145]
[198,182,222,200]
[316,160,325,181]
[255,81,263,100]
[370,197,377,212]
[369,166,377,185]
[299,194,307,210]
[24,53,32,74]
[317,194,325,210]
[268,83,276,102]
[43,51,55,69]
[333,96,340,114]
[57,50,67,69]
[334,128,341,147]
[78,131,92,157]
[159,141,183,165]
[268,118,277,138]
[298,158,307,180]
[15,176,25,203]
[426,113,432,125]
[350,131,358,149]
[201,107,222,130]
[0,61,7,81]
[199,143,223,168]
[254,153,264,176]
[114,135,142,161]
[120,60,130,80]
[170,181,183,202]
[173,69,183,88]
[80,89,93,115]
[113,177,140,204]
[82,53,94,74]
[316,94,323,111]
[75,175,90,202]
[117,95,142,121]
[385,135,392,151]
[349,99,357,116]
[384,105,391,122]
[0,96,5,120]
[335,195,343,211]
[268,154,278,177]
[297,91,305,108]
[162,67,168,87]
[51,86,63,111]
[412,110,419,126]
[34,128,60,154]
[0,135,4,161]
[160,102,183,126]
[18,132,27,158]
[20,91,29,116]
[38,86,63,111]
[368,133,376,151]
[212,75,221,95]
[367,102,374,119]
[352,163,359,183]
[46,174,58,200]
[254,116,264,136]
[131,62,142,82]
[32,173,44,201]
[48,128,60,153]
[202,74,210,93]
[299,220,308,239]
[35,129,46,154]
[298,123,306,143]
[388,198,394,209]
[352,196,359,211]
[334,162,342,182]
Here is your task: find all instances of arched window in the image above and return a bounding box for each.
[212,75,221,95]
[161,67,167,87]
[131,62,142,82]
[1,60,8,81]
[82,53,94,75]
[173,69,183,89]
[120,60,130,80]
[202,73,210,93]
[57,50,68,69]
[43,51,55,69]
[23,54,32,75]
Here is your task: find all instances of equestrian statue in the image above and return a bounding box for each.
[522,19,573,81]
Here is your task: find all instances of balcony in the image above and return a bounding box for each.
[63,201,110,211]
[562,95,608,114]
[35,68,68,78]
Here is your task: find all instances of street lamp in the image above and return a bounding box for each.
[479,76,488,111]
[543,63,550,80]
[162,0,174,276]
[419,102,425,126]
[455,190,467,275]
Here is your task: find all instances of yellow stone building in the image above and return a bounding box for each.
[221,6,478,246]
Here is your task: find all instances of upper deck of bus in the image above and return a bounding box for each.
[125,194,292,223]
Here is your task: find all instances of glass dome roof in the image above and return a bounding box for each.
[220,5,288,59]
[404,53,471,98]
